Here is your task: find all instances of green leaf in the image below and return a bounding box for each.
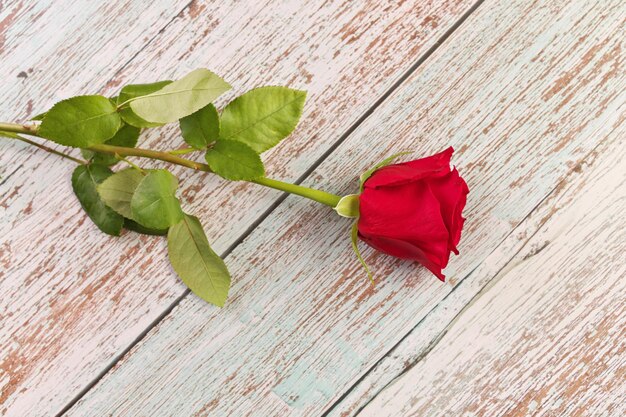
[220,86,306,153]
[82,123,141,165]
[97,168,145,218]
[359,151,412,191]
[168,214,230,307]
[124,218,168,236]
[106,123,140,147]
[80,149,94,160]
[131,169,183,229]
[351,222,373,284]
[179,103,219,149]
[72,164,124,236]
[129,69,231,124]
[205,140,264,181]
[98,170,170,236]
[117,81,172,128]
[39,95,122,147]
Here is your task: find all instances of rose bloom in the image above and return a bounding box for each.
[358,147,469,280]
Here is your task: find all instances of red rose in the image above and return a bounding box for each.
[357,147,469,281]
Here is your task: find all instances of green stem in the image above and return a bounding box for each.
[4,134,86,164]
[115,155,145,173]
[167,147,197,155]
[0,122,39,135]
[91,145,341,207]
[252,177,341,207]
[1,121,343,208]
[89,143,207,171]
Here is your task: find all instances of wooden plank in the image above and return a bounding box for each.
[0,1,194,415]
[0,1,476,415]
[0,0,190,206]
[66,0,626,416]
[357,132,626,417]
[0,1,189,121]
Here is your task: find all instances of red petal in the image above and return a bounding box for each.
[358,181,451,274]
[364,147,454,189]
[426,168,469,253]
[359,233,446,281]
[359,182,449,254]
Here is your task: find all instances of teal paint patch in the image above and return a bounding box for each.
[272,338,363,408]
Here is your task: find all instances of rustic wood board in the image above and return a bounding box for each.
[0,0,477,415]
[0,1,190,122]
[65,0,626,416]
[1,1,195,414]
[358,132,626,417]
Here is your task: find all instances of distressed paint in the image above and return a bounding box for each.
[65,0,626,416]
[1,1,193,415]
[329,127,626,417]
[0,0,476,415]
[0,1,189,122]
[358,133,626,417]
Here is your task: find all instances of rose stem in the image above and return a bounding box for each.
[0,122,342,208]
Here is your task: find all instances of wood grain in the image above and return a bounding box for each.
[0,1,189,122]
[358,132,625,417]
[65,0,625,416]
[1,1,194,415]
[0,1,476,415]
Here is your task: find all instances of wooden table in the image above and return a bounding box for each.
[1,1,624,416]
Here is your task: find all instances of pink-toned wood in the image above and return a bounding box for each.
[65,0,625,416]
[0,1,476,415]
[1,1,195,414]
[358,132,626,417]
[0,1,189,122]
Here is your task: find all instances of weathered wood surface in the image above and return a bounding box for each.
[0,0,477,415]
[0,1,190,122]
[65,0,626,416]
[359,132,626,417]
[1,2,196,414]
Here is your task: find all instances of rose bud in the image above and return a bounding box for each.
[338,147,469,281]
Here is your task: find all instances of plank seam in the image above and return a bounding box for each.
[100,1,196,94]
[350,130,626,417]
[51,2,197,416]
[0,164,22,187]
[57,0,487,414]
[338,135,613,417]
